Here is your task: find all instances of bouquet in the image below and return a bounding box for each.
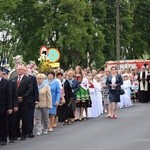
[38,54,52,73]
[13,55,26,67]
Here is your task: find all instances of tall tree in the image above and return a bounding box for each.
[0,0,149,68]
[8,0,45,63]
[131,0,150,59]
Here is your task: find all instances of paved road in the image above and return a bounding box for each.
[1,103,150,150]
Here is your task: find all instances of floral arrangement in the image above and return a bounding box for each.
[38,54,52,73]
[13,55,26,67]
[12,54,52,74]
[13,55,39,75]
[27,61,38,75]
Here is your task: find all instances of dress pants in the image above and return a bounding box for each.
[16,102,28,138]
[0,113,8,142]
[28,103,35,135]
[8,112,17,140]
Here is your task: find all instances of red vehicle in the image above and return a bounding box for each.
[106,59,150,69]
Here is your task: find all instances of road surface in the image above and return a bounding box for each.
[1,103,150,150]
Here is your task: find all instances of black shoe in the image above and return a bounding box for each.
[28,134,35,138]
[20,136,26,141]
[13,137,18,140]
[1,141,7,146]
[74,119,80,121]
[9,139,15,143]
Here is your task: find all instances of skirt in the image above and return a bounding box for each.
[58,104,75,122]
[76,87,91,108]
[109,90,120,103]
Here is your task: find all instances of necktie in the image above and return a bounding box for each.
[17,76,21,88]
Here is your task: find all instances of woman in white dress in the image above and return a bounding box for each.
[94,75,103,115]
[87,76,97,118]
[88,75,103,118]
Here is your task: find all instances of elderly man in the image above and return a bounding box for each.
[13,65,33,140]
[0,67,12,145]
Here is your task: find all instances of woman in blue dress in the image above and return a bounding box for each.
[44,71,61,132]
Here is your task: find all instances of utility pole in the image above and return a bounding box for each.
[116,0,120,69]
[87,51,90,67]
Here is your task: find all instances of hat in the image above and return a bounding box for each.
[2,68,10,75]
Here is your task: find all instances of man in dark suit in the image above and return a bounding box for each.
[0,67,12,145]
[27,73,39,138]
[14,65,33,140]
[2,68,18,143]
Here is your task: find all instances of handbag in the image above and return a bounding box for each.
[120,88,125,95]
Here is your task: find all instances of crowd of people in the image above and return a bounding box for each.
[0,63,150,146]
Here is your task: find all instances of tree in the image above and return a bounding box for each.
[0,0,149,69]
[131,0,150,59]
[101,0,116,61]
[0,0,21,66]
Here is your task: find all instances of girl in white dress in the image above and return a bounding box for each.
[88,75,103,118]
[87,76,97,118]
[118,92,125,108]
[121,74,133,107]
[94,76,103,115]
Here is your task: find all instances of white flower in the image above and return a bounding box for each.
[38,58,41,61]
[46,56,49,60]
[41,54,46,57]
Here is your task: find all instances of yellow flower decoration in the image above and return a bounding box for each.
[38,54,52,73]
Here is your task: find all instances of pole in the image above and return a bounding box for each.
[116,0,120,69]
[87,51,90,67]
